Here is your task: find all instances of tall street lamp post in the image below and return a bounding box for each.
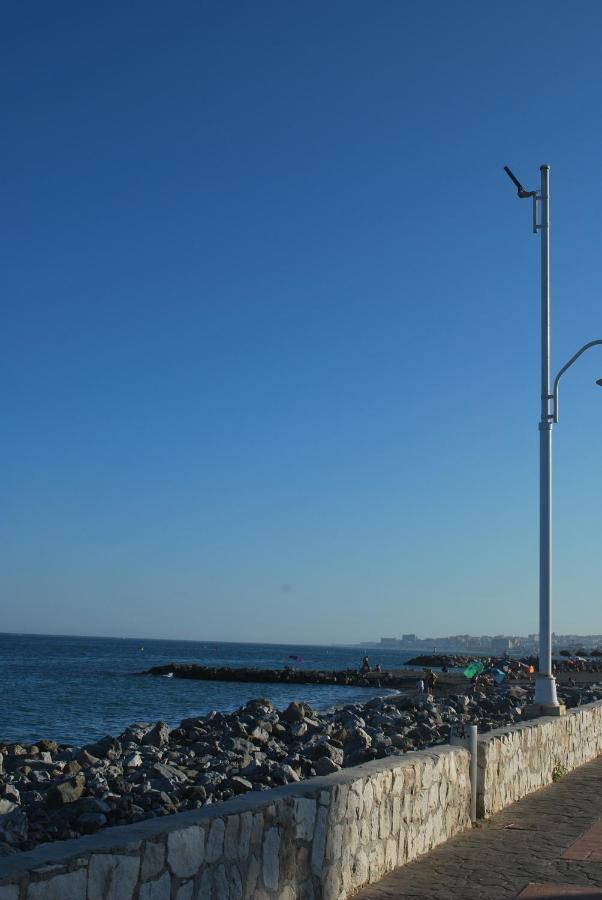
[504,164,602,716]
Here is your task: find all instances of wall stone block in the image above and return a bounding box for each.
[28,869,87,900]
[87,854,140,900]
[167,826,204,878]
[293,798,316,842]
[262,827,280,891]
[175,882,194,900]
[138,871,171,900]
[205,818,225,864]
[141,840,165,882]
[245,853,261,898]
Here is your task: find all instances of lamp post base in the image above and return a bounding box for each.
[533,672,560,706]
[524,673,565,718]
[524,702,566,719]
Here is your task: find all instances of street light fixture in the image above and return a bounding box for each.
[504,164,602,715]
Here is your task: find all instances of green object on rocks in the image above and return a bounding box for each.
[463,660,485,679]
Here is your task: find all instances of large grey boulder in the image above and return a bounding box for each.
[83,736,122,761]
[45,773,86,808]
[313,757,341,776]
[142,723,171,748]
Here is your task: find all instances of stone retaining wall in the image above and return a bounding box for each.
[477,699,602,818]
[7,702,600,899]
[0,746,471,900]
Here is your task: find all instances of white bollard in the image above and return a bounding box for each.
[449,724,478,822]
[468,724,478,823]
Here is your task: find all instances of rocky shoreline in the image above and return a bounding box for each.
[405,654,497,668]
[404,654,536,670]
[1,678,601,855]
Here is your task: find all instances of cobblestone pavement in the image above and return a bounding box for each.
[354,755,602,900]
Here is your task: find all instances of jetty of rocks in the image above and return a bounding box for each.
[404,654,506,669]
[144,663,402,688]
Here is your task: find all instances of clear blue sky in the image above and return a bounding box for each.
[2,1,601,643]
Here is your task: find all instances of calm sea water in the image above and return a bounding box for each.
[0,634,415,746]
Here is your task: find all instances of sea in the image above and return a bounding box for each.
[0,633,417,747]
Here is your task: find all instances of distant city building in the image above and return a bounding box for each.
[363,631,602,655]
[491,636,514,651]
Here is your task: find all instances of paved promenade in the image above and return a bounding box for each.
[355,754,602,899]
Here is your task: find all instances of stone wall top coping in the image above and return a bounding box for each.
[476,699,602,744]
[0,744,468,882]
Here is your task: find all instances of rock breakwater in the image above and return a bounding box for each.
[405,654,482,668]
[145,663,396,687]
[405,654,508,669]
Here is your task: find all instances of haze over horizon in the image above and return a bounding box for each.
[2,2,602,645]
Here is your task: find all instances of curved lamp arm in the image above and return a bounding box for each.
[552,339,602,422]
